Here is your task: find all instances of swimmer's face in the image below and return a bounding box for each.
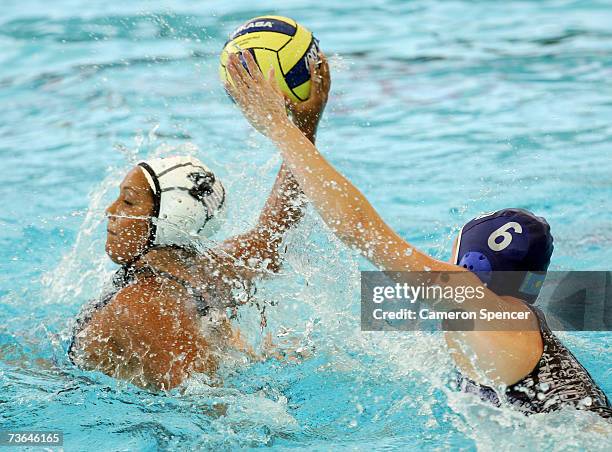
[105,167,154,264]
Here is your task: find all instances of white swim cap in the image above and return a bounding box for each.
[137,156,225,248]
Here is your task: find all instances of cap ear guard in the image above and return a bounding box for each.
[458,251,493,285]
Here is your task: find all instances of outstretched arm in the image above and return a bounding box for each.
[225,51,452,273]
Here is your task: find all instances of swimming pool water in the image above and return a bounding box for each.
[1,0,611,450]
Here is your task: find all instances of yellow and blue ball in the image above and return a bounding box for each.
[220,16,319,103]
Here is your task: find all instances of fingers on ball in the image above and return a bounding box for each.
[242,50,262,81]
[228,54,248,85]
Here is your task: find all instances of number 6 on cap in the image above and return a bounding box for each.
[488,222,523,251]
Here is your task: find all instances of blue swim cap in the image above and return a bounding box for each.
[454,208,554,303]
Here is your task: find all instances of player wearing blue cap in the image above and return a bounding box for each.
[225,50,611,419]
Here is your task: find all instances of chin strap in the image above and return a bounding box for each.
[138,162,161,248]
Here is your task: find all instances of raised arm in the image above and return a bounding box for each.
[217,162,305,276]
[217,58,330,278]
[225,51,453,273]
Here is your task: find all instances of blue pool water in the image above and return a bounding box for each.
[1,0,611,450]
